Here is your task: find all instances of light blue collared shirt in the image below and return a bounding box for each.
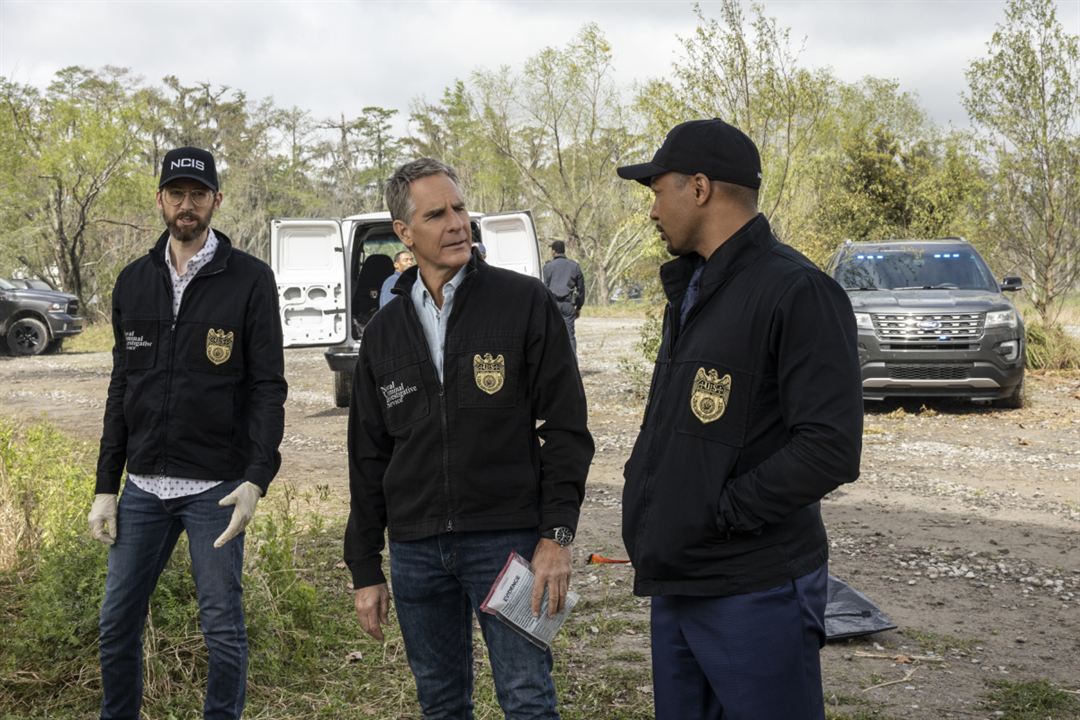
[411,264,468,383]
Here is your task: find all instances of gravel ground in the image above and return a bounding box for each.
[2,314,1078,719]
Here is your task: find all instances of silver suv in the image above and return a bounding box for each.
[827,239,1025,408]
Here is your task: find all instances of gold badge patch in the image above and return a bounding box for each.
[206,328,234,366]
[473,353,505,395]
[690,367,731,424]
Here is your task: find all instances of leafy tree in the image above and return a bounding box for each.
[473,24,652,304]
[0,67,153,315]
[637,1,835,243]
[408,81,526,213]
[964,0,1080,325]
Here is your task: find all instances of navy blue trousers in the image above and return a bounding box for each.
[650,563,828,720]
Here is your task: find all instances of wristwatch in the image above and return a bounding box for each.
[542,526,574,547]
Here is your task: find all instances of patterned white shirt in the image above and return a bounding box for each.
[128,230,227,500]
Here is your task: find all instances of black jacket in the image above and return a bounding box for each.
[345,253,594,589]
[623,215,862,597]
[543,255,586,309]
[96,230,287,495]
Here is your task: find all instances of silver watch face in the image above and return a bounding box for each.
[554,526,574,546]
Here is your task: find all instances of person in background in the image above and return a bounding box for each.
[616,119,863,720]
[89,146,287,720]
[379,249,416,308]
[346,157,593,719]
[542,241,585,353]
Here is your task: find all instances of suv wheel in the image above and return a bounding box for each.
[334,370,353,408]
[993,376,1025,410]
[7,317,50,356]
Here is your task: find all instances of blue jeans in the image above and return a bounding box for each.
[651,563,829,720]
[98,480,247,720]
[389,529,559,720]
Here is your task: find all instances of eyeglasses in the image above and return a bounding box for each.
[162,188,215,207]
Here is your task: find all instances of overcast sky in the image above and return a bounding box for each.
[2,0,1078,133]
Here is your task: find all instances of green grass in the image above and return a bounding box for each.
[0,416,658,719]
[580,302,649,319]
[62,321,113,354]
[899,627,980,655]
[981,678,1080,719]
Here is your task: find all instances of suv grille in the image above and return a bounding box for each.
[889,364,972,380]
[873,312,983,342]
[67,300,79,315]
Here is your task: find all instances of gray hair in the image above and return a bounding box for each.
[384,158,462,223]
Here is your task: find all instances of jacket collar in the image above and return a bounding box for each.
[392,246,484,298]
[659,213,775,303]
[150,228,234,274]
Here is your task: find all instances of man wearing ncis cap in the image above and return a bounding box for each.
[616,119,862,719]
[89,146,287,719]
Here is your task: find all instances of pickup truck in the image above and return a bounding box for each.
[270,211,541,406]
[0,277,84,355]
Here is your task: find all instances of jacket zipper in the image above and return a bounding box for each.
[159,259,226,475]
[402,286,457,533]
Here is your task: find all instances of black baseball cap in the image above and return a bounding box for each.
[616,119,761,189]
[158,146,219,191]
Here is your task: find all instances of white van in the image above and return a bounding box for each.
[270,210,542,406]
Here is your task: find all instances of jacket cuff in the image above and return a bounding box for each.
[540,510,581,536]
[95,474,121,495]
[350,559,387,590]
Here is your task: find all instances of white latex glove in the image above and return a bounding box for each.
[88,493,118,545]
[214,481,262,548]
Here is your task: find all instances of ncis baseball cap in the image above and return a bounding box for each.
[616,119,762,189]
[158,146,219,191]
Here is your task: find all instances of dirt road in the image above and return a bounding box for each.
[2,316,1078,719]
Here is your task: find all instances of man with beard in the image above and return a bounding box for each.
[615,120,862,719]
[89,146,287,720]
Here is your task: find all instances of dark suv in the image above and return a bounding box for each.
[0,278,83,355]
[827,240,1025,408]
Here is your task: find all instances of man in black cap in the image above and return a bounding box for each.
[616,119,862,719]
[89,146,287,719]
[542,240,586,353]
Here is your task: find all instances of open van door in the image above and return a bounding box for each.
[269,219,347,347]
[480,212,541,280]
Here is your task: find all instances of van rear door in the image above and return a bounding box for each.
[269,219,347,347]
[479,212,541,280]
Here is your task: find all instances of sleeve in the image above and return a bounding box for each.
[526,285,595,533]
[573,263,586,309]
[241,266,288,493]
[715,272,863,533]
[344,344,395,588]
[95,274,129,494]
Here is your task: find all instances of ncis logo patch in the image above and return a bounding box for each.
[690,367,731,424]
[206,328,234,365]
[473,353,505,395]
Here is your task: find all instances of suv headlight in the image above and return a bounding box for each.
[985,309,1018,329]
[853,312,874,330]
[48,301,65,312]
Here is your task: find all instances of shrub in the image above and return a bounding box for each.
[1025,321,1080,370]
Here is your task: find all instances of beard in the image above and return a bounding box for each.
[164,208,211,244]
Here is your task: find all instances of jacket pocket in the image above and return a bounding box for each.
[184,322,243,376]
[375,358,430,434]
[673,362,753,448]
[456,346,520,409]
[121,319,158,371]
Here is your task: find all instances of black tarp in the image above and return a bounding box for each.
[825,575,897,641]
